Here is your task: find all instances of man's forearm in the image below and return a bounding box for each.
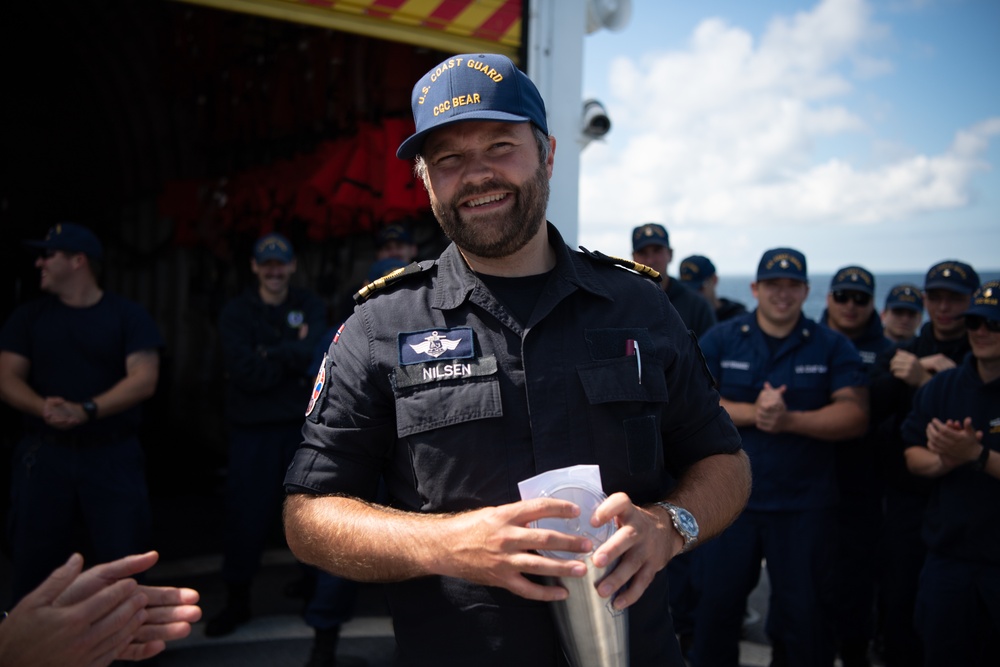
[668,450,751,543]
[90,351,160,418]
[718,398,756,427]
[0,373,45,418]
[283,494,445,582]
[782,399,868,441]
[904,445,949,477]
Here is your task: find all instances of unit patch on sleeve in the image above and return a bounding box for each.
[304,354,327,417]
[398,327,474,365]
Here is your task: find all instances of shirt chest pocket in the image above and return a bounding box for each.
[577,357,669,475]
[392,355,503,438]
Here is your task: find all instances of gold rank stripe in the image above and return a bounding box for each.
[175,0,522,58]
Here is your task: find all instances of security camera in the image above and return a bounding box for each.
[581,99,611,143]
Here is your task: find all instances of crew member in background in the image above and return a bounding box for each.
[374,223,418,263]
[900,279,1000,666]
[630,229,717,655]
[0,223,162,605]
[680,254,748,322]
[819,266,892,667]
[694,248,868,667]
[631,224,716,336]
[869,260,979,667]
[880,283,924,344]
[206,232,326,638]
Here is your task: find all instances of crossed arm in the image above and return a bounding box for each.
[720,384,868,441]
[284,450,750,611]
[0,349,159,429]
[906,417,998,479]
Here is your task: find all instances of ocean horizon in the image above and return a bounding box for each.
[714,271,1000,323]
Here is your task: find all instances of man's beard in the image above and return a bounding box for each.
[430,162,549,259]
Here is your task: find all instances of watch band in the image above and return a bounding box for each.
[972,444,990,472]
[81,400,98,422]
[654,501,699,553]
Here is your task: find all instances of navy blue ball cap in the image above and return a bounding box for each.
[884,283,923,312]
[679,255,716,288]
[253,233,295,264]
[631,223,670,252]
[396,54,548,160]
[829,265,875,296]
[376,224,413,247]
[756,247,807,282]
[924,260,979,294]
[24,222,103,261]
[962,280,1000,321]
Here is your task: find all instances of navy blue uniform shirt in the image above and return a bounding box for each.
[218,285,327,425]
[699,311,866,511]
[901,354,1000,565]
[0,292,163,438]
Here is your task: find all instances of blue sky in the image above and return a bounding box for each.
[579,0,1000,275]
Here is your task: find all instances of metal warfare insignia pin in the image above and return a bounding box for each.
[398,327,474,366]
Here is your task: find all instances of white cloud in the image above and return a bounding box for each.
[578,0,999,271]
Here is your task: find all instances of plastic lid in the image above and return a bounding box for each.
[532,482,616,560]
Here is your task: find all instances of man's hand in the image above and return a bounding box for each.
[919,353,957,376]
[42,396,86,430]
[437,499,592,603]
[755,382,788,433]
[587,493,673,611]
[0,553,148,667]
[0,551,201,667]
[53,550,201,661]
[926,417,983,473]
[889,349,931,387]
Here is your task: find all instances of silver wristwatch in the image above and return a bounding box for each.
[654,502,699,552]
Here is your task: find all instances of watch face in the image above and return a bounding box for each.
[676,509,699,537]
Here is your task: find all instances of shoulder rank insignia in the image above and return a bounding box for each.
[353,261,426,304]
[578,246,662,283]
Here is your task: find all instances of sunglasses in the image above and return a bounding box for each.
[832,290,872,306]
[965,315,1000,333]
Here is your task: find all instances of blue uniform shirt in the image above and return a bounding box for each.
[0,292,163,438]
[699,311,866,511]
[901,355,1000,565]
[285,224,741,667]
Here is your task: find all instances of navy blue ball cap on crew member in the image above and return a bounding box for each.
[962,280,1000,321]
[680,255,716,288]
[396,53,548,160]
[24,222,104,261]
[924,260,979,294]
[884,283,924,312]
[632,223,671,252]
[253,232,295,264]
[376,224,413,247]
[756,247,807,283]
[829,265,875,296]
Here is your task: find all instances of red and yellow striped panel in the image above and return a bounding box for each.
[176,0,522,59]
[322,0,521,46]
